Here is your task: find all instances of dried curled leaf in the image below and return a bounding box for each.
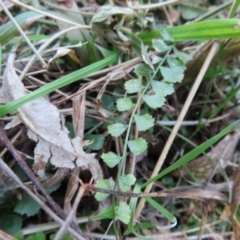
[0,49,102,180]
[91,5,135,44]
[48,47,83,66]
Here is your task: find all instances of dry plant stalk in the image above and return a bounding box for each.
[87,183,227,201]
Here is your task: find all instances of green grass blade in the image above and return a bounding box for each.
[229,0,240,18]
[145,197,175,222]
[126,184,152,240]
[0,54,117,116]
[209,84,240,119]
[142,120,240,188]
[0,11,43,44]
[8,35,51,45]
[139,19,240,45]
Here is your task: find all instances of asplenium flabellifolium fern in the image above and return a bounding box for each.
[97,30,188,226]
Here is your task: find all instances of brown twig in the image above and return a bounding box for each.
[55,183,86,240]
[86,184,227,201]
[0,123,91,240]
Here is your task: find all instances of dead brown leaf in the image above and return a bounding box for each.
[48,47,83,67]
[0,47,103,180]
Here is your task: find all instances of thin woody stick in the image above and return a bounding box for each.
[86,184,226,201]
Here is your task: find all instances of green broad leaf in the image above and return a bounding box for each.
[128,138,148,155]
[116,98,134,111]
[124,79,144,93]
[65,122,75,139]
[0,214,22,234]
[84,134,105,150]
[91,205,114,220]
[0,54,117,117]
[134,114,154,131]
[143,94,166,109]
[101,151,122,168]
[94,179,111,201]
[116,201,131,224]
[26,232,46,240]
[108,123,128,137]
[152,39,170,52]
[101,94,115,111]
[13,162,29,182]
[84,117,98,130]
[152,55,163,64]
[46,182,61,193]
[174,47,192,62]
[160,66,184,83]
[143,120,240,187]
[167,56,186,70]
[128,33,153,69]
[141,44,153,70]
[118,174,136,192]
[14,192,40,217]
[145,197,175,222]
[103,116,123,129]
[160,27,175,42]
[134,63,153,76]
[151,81,174,97]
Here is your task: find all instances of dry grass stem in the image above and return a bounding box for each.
[0,0,46,67]
[19,26,84,80]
